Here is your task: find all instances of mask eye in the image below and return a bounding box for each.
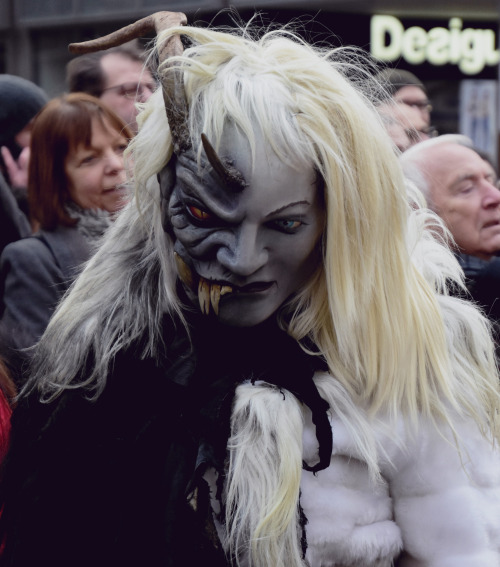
[188,205,212,221]
[271,219,304,234]
[277,220,302,230]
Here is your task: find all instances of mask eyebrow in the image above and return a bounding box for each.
[266,200,310,218]
[175,158,241,220]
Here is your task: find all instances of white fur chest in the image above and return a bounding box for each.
[205,376,500,567]
[300,408,402,567]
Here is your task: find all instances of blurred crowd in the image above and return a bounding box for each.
[377,67,500,347]
[0,40,152,381]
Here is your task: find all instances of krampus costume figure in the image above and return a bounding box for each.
[1,12,500,567]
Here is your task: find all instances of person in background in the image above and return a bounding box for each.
[1,13,500,567]
[0,74,48,219]
[375,68,436,148]
[0,171,30,258]
[377,101,423,153]
[400,134,500,340]
[0,93,132,364]
[66,40,155,133]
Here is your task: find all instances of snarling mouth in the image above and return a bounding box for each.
[174,253,273,315]
[174,253,233,315]
[198,279,233,315]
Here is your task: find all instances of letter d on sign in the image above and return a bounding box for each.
[371,15,404,61]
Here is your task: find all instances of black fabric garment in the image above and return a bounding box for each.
[0,343,228,566]
[0,225,91,353]
[0,225,92,386]
[0,310,329,567]
[0,171,30,258]
[457,254,500,322]
[182,311,331,474]
[455,253,500,357]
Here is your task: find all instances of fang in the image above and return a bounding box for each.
[198,278,210,315]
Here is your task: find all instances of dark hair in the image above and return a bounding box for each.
[28,92,133,230]
[0,75,48,185]
[66,41,148,97]
[374,68,426,99]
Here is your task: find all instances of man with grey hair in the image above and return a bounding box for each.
[401,134,500,259]
[401,134,500,332]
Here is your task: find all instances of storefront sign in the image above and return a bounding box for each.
[371,15,500,75]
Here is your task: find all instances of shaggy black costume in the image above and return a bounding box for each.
[0,303,329,566]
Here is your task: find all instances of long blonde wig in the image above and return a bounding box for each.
[25,23,500,567]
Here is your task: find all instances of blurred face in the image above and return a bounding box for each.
[14,118,35,149]
[65,117,128,213]
[393,102,431,145]
[99,53,155,133]
[393,85,432,128]
[168,125,325,327]
[378,103,413,153]
[425,143,500,260]
[385,120,412,153]
[378,100,433,153]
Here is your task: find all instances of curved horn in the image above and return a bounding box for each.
[201,134,247,192]
[68,11,190,154]
[68,12,187,58]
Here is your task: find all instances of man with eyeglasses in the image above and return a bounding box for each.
[67,40,156,133]
[375,68,436,149]
[378,100,437,153]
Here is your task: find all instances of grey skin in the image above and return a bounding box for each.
[168,124,325,327]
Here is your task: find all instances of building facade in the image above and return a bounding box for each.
[1,0,499,160]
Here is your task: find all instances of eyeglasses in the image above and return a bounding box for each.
[102,81,156,100]
[420,125,438,138]
[396,98,433,113]
[406,125,438,144]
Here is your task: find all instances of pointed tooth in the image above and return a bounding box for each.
[174,252,195,290]
[220,285,233,296]
[210,284,221,315]
[198,278,210,315]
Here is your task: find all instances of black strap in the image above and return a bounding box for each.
[175,313,333,476]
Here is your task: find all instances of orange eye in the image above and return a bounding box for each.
[189,205,212,220]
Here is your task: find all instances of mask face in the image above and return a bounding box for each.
[168,123,325,327]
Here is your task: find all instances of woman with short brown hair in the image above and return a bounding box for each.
[0,92,133,356]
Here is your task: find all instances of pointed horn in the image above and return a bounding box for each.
[68,12,187,56]
[201,134,247,192]
[68,11,190,155]
[162,56,191,155]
